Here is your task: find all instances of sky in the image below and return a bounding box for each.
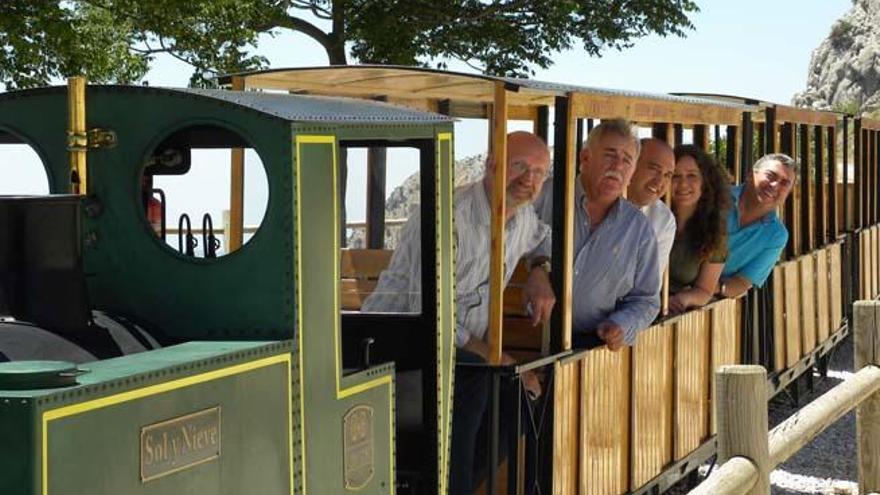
[0,0,853,252]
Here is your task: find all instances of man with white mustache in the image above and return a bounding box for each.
[716,153,797,298]
[532,119,660,351]
[627,138,677,279]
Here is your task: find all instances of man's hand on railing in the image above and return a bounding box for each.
[597,321,625,352]
[524,265,555,327]
[522,370,542,400]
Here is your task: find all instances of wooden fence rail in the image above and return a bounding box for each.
[688,300,880,495]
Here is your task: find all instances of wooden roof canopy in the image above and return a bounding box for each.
[860,117,880,131]
[674,92,842,127]
[218,65,755,126]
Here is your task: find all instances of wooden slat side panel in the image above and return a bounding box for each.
[784,262,803,367]
[872,228,877,299]
[872,228,876,298]
[631,324,674,487]
[868,229,874,300]
[580,348,631,495]
[772,266,786,371]
[711,299,740,434]
[830,244,843,328]
[799,256,818,354]
[863,232,870,300]
[735,298,743,360]
[816,250,831,344]
[871,227,880,299]
[674,310,710,460]
[870,228,875,299]
[553,360,581,495]
[870,229,875,299]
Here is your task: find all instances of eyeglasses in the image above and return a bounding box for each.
[509,159,548,181]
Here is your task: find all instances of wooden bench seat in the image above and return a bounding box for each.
[341,249,545,353]
[341,249,392,310]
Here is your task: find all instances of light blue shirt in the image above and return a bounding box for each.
[534,179,660,345]
[721,184,788,287]
[363,181,549,347]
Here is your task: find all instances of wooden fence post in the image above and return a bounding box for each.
[855,301,880,493]
[716,365,770,494]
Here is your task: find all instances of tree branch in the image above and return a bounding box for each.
[289,0,332,19]
[130,45,169,55]
[262,12,333,53]
[155,36,216,75]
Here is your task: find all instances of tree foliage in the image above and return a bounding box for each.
[0,0,699,88]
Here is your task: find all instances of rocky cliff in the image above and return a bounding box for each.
[793,0,880,114]
[347,152,488,248]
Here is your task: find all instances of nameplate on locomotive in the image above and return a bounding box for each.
[343,405,374,490]
[140,406,221,482]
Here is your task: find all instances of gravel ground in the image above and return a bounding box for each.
[767,334,858,495]
[668,334,860,494]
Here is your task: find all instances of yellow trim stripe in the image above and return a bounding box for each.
[295,134,394,495]
[437,131,455,492]
[435,133,445,492]
[294,135,336,495]
[337,375,393,399]
[41,353,291,495]
[287,355,294,494]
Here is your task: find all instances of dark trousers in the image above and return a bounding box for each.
[449,349,490,494]
[448,350,536,495]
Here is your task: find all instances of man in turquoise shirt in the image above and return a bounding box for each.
[717,153,798,298]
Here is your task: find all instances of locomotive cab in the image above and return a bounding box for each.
[0,82,456,494]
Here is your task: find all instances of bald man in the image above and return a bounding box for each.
[362,131,553,494]
[627,137,676,279]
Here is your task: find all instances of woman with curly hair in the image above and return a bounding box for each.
[668,145,732,314]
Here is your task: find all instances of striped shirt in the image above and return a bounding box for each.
[362,181,549,347]
[533,179,660,345]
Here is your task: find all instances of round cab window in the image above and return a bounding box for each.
[141,124,268,259]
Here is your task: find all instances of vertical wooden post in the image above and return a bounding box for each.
[534,105,550,143]
[365,147,387,249]
[855,119,863,229]
[222,209,231,250]
[734,124,743,183]
[561,98,576,350]
[815,125,826,247]
[799,123,813,253]
[228,76,245,253]
[550,95,577,353]
[487,82,508,365]
[715,365,770,495]
[651,122,674,316]
[663,124,675,316]
[855,301,880,493]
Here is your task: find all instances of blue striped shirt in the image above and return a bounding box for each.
[534,179,660,345]
[362,181,549,347]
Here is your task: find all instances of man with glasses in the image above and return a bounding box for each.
[362,131,553,494]
[716,153,797,298]
[532,119,660,351]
